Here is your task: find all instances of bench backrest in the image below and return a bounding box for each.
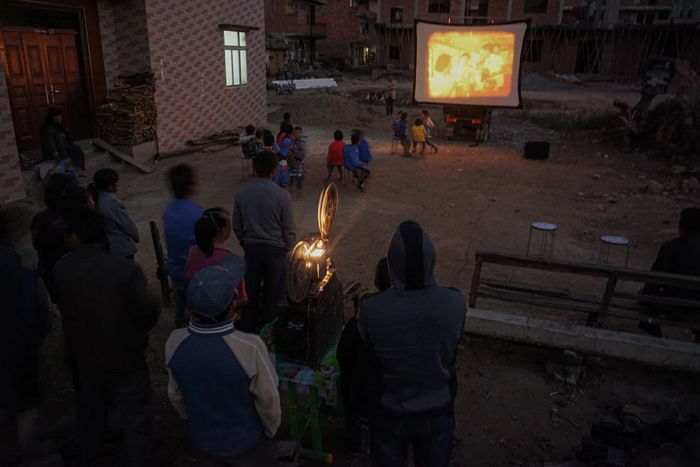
[470,251,700,328]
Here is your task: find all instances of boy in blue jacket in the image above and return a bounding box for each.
[166,255,280,465]
[344,133,371,191]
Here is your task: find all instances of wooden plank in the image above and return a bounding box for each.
[93,139,155,173]
[469,254,483,308]
[480,278,571,298]
[476,251,700,290]
[614,291,700,310]
[477,289,600,315]
[479,284,599,306]
[593,275,618,326]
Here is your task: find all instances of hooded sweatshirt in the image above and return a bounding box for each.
[358,221,467,415]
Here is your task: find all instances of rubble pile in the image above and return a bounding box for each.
[96,73,157,146]
[547,404,700,467]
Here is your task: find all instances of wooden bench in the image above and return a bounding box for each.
[469,251,700,339]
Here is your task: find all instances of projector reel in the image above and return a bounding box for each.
[287,241,312,304]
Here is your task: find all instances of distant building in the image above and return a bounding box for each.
[265,0,326,65]
[315,0,377,67]
[0,0,267,204]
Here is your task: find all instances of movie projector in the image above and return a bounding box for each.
[276,184,345,366]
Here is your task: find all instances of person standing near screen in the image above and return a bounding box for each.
[384,75,397,116]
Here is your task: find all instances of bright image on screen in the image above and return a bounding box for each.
[414,21,527,107]
[428,31,514,99]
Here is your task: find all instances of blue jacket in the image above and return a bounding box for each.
[358,139,372,164]
[163,199,203,283]
[166,321,281,457]
[393,119,408,140]
[343,145,363,171]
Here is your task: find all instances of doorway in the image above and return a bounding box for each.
[0,2,99,153]
[2,29,90,151]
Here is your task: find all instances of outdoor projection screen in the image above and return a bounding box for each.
[414,20,529,107]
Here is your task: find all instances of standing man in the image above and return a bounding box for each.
[233,151,296,332]
[384,75,398,116]
[0,206,50,466]
[358,221,467,466]
[53,211,159,466]
[163,164,203,327]
[166,257,281,466]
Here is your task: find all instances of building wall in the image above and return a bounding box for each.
[144,0,267,153]
[316,0,376,63]
[486,0,562,24]
[97,0,152,89]
[266,0,314,35]
[0,69,24,205]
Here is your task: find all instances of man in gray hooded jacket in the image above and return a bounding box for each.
[358,220,467,466]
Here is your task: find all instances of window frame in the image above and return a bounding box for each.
[428,0,451,14]
[223,30,248,87]
[390,7,404,23]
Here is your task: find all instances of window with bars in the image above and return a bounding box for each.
[428,1,451,14]
[224,30,248,86]
[389,46,400,60]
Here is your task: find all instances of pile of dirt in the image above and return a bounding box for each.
[277,90,383,129]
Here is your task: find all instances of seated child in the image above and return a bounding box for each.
[288,126,306,190]
[327,130,345,182]
[343,133,370,191]
[274,130,293,188]
[410,118,427,154]
[352,129,372,164]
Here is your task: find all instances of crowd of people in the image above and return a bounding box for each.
[3,103,699,467]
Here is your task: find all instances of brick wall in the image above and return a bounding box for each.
[0,69,24,205]
[145,0,266,153]
[97,0,152,89]
[316,0,376,62]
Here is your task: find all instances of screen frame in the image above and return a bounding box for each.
[412,19,531,109]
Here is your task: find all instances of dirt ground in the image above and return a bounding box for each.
[17,73,700,466]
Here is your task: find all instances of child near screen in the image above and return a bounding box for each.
[410,118,427,154]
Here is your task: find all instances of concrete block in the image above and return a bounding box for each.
[465,308,700,373]
[113,140,157,164]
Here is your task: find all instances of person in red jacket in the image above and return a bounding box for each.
[326,130,345,183]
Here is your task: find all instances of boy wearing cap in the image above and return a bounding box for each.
[165,255,281,466]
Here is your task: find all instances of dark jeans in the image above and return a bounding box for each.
[172,279,189,328]
[0,355,40,466]
[195,435,277,467]
[77,370,153,467]
[369,411,454,467]
[385,97,395,116]
[242,244,287,332]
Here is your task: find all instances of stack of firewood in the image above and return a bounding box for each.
[96,72,157,146]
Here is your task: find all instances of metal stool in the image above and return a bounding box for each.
[598,235,630,267]
[526,222,558,258]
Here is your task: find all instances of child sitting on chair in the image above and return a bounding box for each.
[343,133,370,191]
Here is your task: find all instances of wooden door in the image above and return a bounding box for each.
[1,29,90,152]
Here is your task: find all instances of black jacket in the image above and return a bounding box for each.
[53,245,159,375]
[0,240,50,363]
[358,221,467,415]
[646,232,700,299]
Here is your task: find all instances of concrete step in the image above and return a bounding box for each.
[466,308,700,373]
